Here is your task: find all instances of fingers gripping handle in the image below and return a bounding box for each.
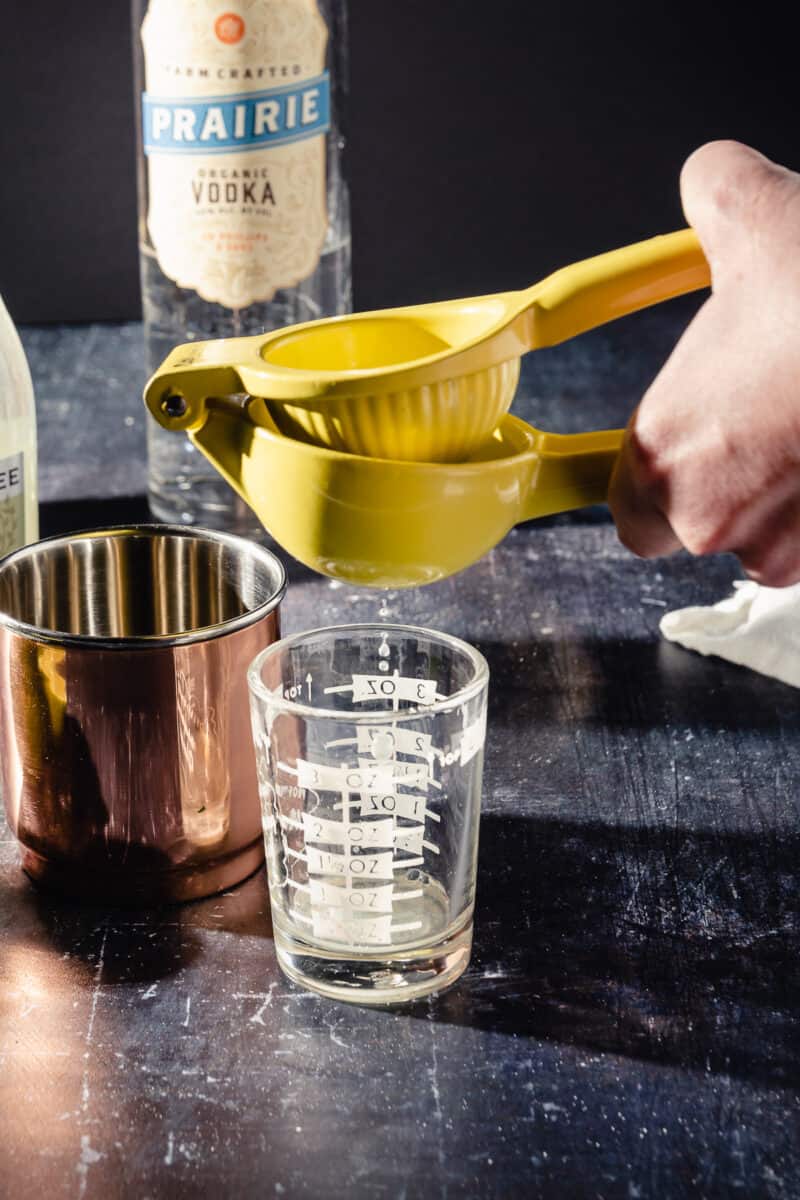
[524,228,710,350]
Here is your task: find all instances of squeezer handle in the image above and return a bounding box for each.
[525,428,626,521]
[524,228,710,349]
[514,229,708,516]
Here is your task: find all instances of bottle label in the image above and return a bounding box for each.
[140,0,330,309]
[0,451,24,557]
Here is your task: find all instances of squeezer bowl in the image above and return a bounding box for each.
[264,358,521,461]
[144,305,526,464]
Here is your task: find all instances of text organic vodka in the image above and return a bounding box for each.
[0,295,38,557]
[132,0,351,531]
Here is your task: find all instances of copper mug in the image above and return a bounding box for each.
[0,525,286,903]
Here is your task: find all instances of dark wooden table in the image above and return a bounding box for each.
[2,302,799,1198]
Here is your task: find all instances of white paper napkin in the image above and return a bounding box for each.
[660,580,800,688]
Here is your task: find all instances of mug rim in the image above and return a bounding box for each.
[0,523,287,649]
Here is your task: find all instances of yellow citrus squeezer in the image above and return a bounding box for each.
[145,229,710,587]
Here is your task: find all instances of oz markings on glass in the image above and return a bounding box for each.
[275,668,445,945]
[277,761,428,944]
[348,669,442,857]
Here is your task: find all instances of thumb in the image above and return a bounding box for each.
[679,140,793,275]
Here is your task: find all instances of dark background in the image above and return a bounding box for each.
[0,0,796,323]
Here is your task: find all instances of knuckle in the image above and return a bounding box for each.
[670,486,750,558]
[679,524,729,557]
[739,544,800,588]
[624,427,671,496]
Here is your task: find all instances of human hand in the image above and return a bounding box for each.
[608,140,800,586]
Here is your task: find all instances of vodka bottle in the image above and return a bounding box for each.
[0,294,38,557]
[132,0,351,532]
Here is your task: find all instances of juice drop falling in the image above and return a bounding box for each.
[377,590,393,620]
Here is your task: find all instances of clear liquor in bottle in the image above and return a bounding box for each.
[0,294,38,557]
[132,0,351,533]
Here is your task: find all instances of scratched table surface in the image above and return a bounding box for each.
[2,301,799,1199]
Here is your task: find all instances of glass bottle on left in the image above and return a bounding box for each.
[0,294,38,556]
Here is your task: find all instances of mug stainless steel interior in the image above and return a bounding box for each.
[0,525,286,903]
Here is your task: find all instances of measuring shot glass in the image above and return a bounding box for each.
[248,624,489,1004]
